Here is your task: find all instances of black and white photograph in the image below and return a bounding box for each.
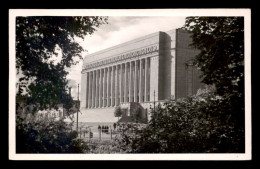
[9,9,251,160]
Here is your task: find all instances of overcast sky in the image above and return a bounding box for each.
[67,16,187,100]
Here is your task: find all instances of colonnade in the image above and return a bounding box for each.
[84,57,151,108]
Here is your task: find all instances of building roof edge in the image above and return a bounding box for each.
[83,29,177,61]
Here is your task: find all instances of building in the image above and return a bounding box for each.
[16,86,79,122]
[80,28,204,123]
[37,105,64,120]
[16,101,64,121]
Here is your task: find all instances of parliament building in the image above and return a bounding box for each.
[80,28,204,122]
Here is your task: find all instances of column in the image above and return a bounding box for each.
[111,66,114,106]
[104,68,107,107]
[88,72,92,108]
[124,63,128,102]
[99,69,102,107]
[92,71,95,108]
[102,69,105,107]
[150,56,159,102]
[107,67,110,107]
[80,72,87,108]
[144,57,148,102]
[120,64,123,103]
[95,70,98,107]
[115,65,119,106]
[139,59,143,102]
[85,72,89,108]
[134,60,138,102]
[129,61,132,102]
[147,57,150,101]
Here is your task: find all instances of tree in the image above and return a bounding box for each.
[131,107,147,123]
[16,16,108,112]
[15,16,108,153]
[183,17,245,131]
[114,106,122,120]
[183,17,244,95]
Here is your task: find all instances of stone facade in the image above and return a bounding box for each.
[80,28,204,122]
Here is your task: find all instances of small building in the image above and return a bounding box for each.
[37,104,64,120]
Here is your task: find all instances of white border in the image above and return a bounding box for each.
[9,9,251,160]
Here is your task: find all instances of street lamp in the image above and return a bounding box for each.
[76,84,79,133]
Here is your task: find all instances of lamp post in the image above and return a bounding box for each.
[76,84,79,133]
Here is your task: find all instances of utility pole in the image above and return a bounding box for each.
[77,84,79,133]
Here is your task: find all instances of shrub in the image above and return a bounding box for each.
[16,113,88,153]
[114,106,122,120]
[86,140,123,154]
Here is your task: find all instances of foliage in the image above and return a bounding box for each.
[131,107,148,124]
[15,16,108,153]
[115,87,244,153]
[114,106,123,120]
[183,17,244,96]
[131,107,142,123]
[16,113,88,153]
[183,17,245,128]
[114,123,147,153]
[86,140,123,154]
[16,16,108,111]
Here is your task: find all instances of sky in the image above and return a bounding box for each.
[66,16,187,100]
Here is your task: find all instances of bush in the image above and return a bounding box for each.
[16,113,88,153]
[114,106,122,120]
[115,86,244,153]
[86,140,123,154]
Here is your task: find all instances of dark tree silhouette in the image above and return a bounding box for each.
[16,16,108,111]
[114,106,122,120]
[15,16,108,153]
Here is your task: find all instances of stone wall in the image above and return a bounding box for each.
[159,30,176,100]
[80,72,87,108]
[79,107,118,123]
[175,29,204,98]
